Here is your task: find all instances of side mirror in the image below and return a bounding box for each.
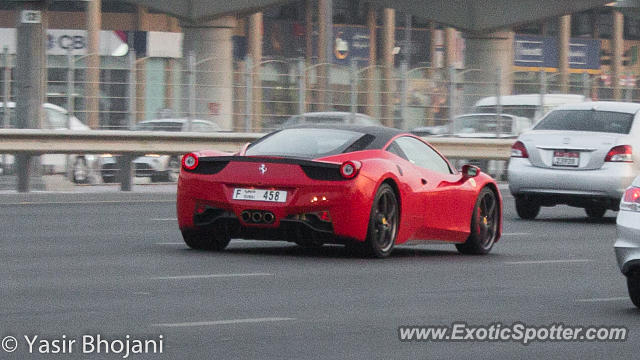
[461,164,480,178]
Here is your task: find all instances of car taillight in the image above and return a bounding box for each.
[621,187,640,212]
[182,153,199,170]
[605,145,633,162]
[511,141,529,158]
[340,160,361,179]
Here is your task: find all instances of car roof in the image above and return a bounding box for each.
[286,124,406,149]
[551,101,640,114]
[298,112,372,118]
[475,94,585,107]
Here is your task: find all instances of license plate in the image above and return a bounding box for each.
[232,188,287,203]
[552,150,580,167]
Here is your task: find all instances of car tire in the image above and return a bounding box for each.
[352,183,399,258]
[585,206,607,219]
[515,196,540,220]
[627,275,640,309]
[456,187,499,255]
[181,229,231,251]
[72,157,89,184]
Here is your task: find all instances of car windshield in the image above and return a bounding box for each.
[134,122,183,131]
[534,110,634,134]
[475,105,537,119]
[453,115,513,134]
[246,128,366,159]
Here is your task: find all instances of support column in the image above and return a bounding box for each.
[318,0,332,111]
[381,8,395,127]
[86,0,101,129]
[15,1,47,192]
[248,12,263,131]
[181,16,236,130]
[559,15,571,93]
[463,30,514,109]
[444,27,457,69]
[366,4,377,117]
[164,16,180,113]
[612,10,624,100]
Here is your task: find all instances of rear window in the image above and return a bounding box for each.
[246,128,367,159]
[453,115,514,134]
[534,110,634,134]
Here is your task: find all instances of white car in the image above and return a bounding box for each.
[100,119,220,183]
[508,101,640,219]
[0,102,98,183]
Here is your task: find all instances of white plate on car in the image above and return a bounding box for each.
[232,188,287,203]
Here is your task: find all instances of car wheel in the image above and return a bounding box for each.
[456,187,499,255]
[627,275,640,308]
[515,196,540,220]
[72,157,89,184]
[352,183,399,258]
[585,205,607,219]
[181,229,231,251]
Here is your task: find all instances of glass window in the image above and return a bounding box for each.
[453,115,514,134]
[0,107,17,128]
[246,128,366,159]
[534,110,634,134]
[393,136,452,174]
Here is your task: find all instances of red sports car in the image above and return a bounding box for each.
[177,125,502,257]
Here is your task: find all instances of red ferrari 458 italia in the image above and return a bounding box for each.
[177,125,502,257]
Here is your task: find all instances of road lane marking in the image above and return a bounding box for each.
[504,259,592,265]
[151,273,273,280]
[0,200,174,206]
[153,317,295,327]
[576,297,629,303]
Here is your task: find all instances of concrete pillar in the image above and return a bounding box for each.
[248,12,263,131]
[381,8,395,127]
[559,15,571,93]
[366,4,377,117]
[463,30,514,109]
[181,16,236,130]
[444,27,457,69]
[86,0,101,129]
[303,0,313,113]
[426,21,437,126]
[318,0,332,111]
[15,1,47,192]
[612,10,624,100]
[136,5,150,31]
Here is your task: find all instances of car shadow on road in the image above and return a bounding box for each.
[511,216,616,225]
[194,242,503,261]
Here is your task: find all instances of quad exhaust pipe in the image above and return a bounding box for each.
[241,210,275,224]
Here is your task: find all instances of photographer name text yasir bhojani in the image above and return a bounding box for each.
[21,334,163,358]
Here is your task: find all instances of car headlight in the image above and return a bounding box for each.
[621,186,640,212]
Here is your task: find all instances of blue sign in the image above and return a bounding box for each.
[332,25,370,66]
[514,34,600,70]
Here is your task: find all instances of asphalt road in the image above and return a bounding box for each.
[1,189,638,359]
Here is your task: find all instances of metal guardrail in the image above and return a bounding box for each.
[0,129,515,160]
[0,129,515,192]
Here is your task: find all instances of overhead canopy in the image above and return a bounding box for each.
[113,0,611,32]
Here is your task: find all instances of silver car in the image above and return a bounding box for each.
[100,118,220,183]
[615,179,640,308]
[508,101,640,219]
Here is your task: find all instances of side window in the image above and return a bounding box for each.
[386,141,408,160]
[45,108,68,129]
[394,136,452,174]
